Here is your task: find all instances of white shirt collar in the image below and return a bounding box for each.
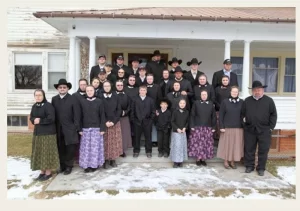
[140,95,146,100]
[59,94,67,99]
[104,93,112,98]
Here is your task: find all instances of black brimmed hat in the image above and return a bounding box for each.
[248,80,268,89]
[54,79,72,89]
[186,58,202,66]
[168,57,182,66]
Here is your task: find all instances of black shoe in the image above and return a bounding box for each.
[178,163,183,168]
[58,167,66,174]
[133,153,139,158]
[257,170,264,176]
[146,153,152,158]
[63,167,72,175]
[110,160,117,168]
[173,163,179,168]
[201,160,207,166]
[164,152,169,158]
[245,167,254,173]
[90,168,97,172]
[120,152,126,158]
[158,152,164,157]
[35,173,45,180]
[152,142,158,147]
[39,174,52,181]
[103,160,110,169]
[84,168,92,173]
[196,161,201,166]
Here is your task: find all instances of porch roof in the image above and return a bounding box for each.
[33,7,295,23]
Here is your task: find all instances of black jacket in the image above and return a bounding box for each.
[171,109,189,132]
[167,92,190,112]
[99,92,122,124]
[30,102,56,136]
[146,60,167,84]
[159,79,174,98]
[212,69,239,89]
[124,85,139,101]
[155,109,172,131]
[90,65,105,83]
[130,96,156,126]
[190,100,216,129]
[184,70,205,87]
[215,86,231,111]
[241,95,277,133]
[79,98,106,132]
[51,93,81,145]
[135,76,147,87]
[219,98,244,129]
[146,84,163,109]
[116,91,131,117]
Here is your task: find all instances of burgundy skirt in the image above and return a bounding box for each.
[104,121,123,160]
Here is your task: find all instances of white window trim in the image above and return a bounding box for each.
[9,48,69,94]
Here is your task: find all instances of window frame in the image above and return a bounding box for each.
[9,48,69,94]
[231,50,295,96]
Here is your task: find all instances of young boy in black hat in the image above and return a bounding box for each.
[155,98,172,158]
[90,54,107,84]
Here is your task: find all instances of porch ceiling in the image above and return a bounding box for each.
[33,7,295,23]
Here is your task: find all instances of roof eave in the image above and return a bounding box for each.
[32,12,296,23]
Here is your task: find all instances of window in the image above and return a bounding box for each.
[7,116,28,127]
[284,58,296,92]
[48,53,67,90]
[230,57,243,91]
[127,53,169,68]
[14,53,42,89]
[252,57,279,92]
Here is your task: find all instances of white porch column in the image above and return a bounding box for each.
[88,36,96,82]
[242,40,251,98]
[224,40,231,60]
[75,38,81,91]
[68,36,76,93]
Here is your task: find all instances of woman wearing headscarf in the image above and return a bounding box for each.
[78,85,106,173]
[30,89,60,181]
[217,86,244,169]
[100,81,123,168]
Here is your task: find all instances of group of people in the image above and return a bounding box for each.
[29,50,277,182]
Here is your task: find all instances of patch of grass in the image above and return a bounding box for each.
[257,188,295,199]
[213,188,236,197]
[7,133,33,158]
[127,189,155,194]
[7,179,20,189]
[105,190,119,195]
[266,158,295,177]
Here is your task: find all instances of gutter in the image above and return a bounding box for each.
[32,12,295,23]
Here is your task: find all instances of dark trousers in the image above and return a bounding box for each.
[130,120,135,146]
[244,129,271,171]
[157,129,170,154]
[134,121,152,153]
[57,131,77,169]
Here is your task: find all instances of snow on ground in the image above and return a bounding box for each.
[277,166,296,185]
[6,157,296,199]
[7,157,43,199]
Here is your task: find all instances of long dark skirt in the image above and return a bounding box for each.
[79,128,105,169]
[104,121,123,160]
[31,134,60,171]
[120,116,132,152]
[188,126,214,160]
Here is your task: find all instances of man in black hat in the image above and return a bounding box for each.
[112,55,130,77]
[241,80,277,176]
[128,56,142,77]
[52,79,81,175]
[146,50,167,84]
[184,58,205,86]
[90,54,107,84]
[168,57,182,80]
[212,59,239,89]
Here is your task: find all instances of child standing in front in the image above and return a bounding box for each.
[170,98,189,168]
[155,98,172,158]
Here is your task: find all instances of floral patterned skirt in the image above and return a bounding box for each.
[31,134,60,171]
[188,126,214,160]
[104,121,123,160]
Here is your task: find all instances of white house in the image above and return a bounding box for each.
[7,7,295,155]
